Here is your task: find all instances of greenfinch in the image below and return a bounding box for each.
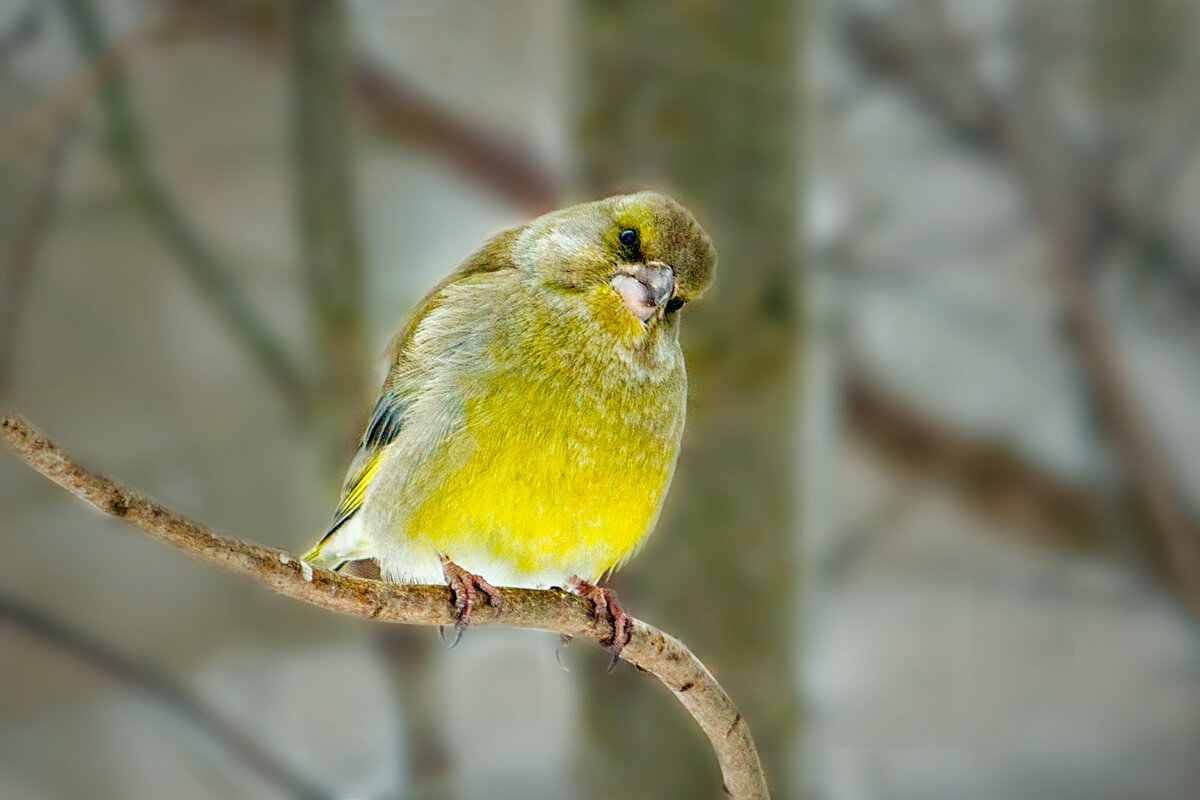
[304,192,715,654]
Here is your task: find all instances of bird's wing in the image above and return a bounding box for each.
[303,225,526,569]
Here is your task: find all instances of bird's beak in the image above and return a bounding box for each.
[611,261,676,322]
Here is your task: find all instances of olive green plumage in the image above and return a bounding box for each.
[305,192,715,588]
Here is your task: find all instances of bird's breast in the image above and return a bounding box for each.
[403,319,686,585]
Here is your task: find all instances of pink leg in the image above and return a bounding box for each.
[567,576,634,671]
[440,555,503,647]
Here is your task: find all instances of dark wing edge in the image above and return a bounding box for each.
[303,389,408,565]
[304,223,527,567]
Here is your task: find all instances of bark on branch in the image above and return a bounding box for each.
[0,414,769,800]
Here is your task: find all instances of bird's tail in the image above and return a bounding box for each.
[303,514,373,571]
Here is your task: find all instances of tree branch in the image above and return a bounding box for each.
[290,0,369,463]
[0,414,769,800]
[915,0,1200,613]
[0,19,163,164]
[844,369,1108,551]
[55,0,309,405]
[844,11,1200,308]
[351,63,560,215]
[0,125,76,396]
[160,0,562,215]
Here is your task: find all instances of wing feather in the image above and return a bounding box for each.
[303,225,526,568]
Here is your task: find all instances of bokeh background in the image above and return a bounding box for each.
[1,1,1198,799]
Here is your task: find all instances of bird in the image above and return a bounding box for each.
[303,191,715,659]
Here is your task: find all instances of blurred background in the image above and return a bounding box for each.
[0,0,1198,798]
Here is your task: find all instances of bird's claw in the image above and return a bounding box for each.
[440,556,503,647]
[567,576,634,671]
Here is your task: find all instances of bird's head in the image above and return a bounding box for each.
[516,192,716,335]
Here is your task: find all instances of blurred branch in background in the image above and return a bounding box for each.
[0,16,164,163]
[845,9,1200,309]
[6,0,561,399]
[166,0,560,216]
[352,66,559,216]
[289,0,367,465]
[921,0,1200,615]
[0,415,771,800]
[845,2,1200,616]
[0,588,325,800]
[844,370,1107,552]
[0,125,76,397]
[54,0,308,405]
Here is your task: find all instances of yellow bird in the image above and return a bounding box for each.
[304,192,715,655]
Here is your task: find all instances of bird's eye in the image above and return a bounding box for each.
[619,228,638,246]
[665,297,685,313]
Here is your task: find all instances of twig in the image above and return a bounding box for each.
[1030,183,1200,611]
[290,0,369,461]
[158,0,561,215]
[0,20,164,164]
[844,370,1106,550]
[0,126,76,396]
[844,12,1200,308]
[0,414,770,800]
[0,588,326,800]
[352,63,560,215]
[55,0,308,405]
[918,0,1200,614]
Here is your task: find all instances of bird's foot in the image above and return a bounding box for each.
[567,576,634,671]
[440,556,503,647]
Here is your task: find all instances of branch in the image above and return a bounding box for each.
[916,1,1200,613]
[0,125,76,396]
[1027,179,1200,610]
[352,63,561,215]
[0,415,769,800]
[844,370,1107,551]
[0,589,325,800]
[844,12,1200,308]
[55,0,308,404]
[0,20,163,164]
[843,6,1200,615]
[160,0,562,215]
[290,0,370,461]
